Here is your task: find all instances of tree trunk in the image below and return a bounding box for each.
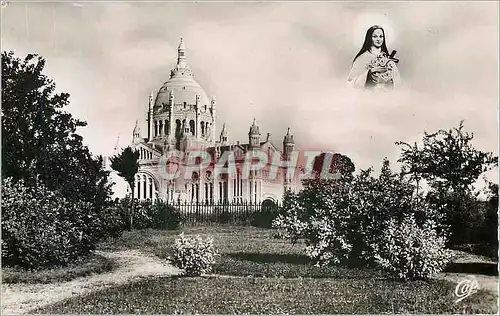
[129,183,135,230]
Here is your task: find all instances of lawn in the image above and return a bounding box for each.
[2,253,118,284]
[36,225,498,314]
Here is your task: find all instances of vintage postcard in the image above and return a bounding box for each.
[1,1,498,314]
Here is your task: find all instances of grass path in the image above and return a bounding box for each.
[1,250,181,315]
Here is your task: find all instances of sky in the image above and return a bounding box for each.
[2,1,498,196]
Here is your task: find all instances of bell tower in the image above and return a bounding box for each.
[283,127,295,160]
[248,118,261,149]
[133,120,141,145]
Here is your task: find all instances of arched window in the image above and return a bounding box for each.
[154,121,158,137]
[201,122,205,136]
[135,175,140,199]
[149,177,153,200]
[189,120,195,136]
[164,120,168,135]
[175,119,181,137]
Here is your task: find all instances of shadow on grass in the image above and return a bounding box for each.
[222,252,387,280]
[452,243,498,261]
[444,262,498,276]
[228,252,311,265]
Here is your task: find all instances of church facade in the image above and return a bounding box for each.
[130,39,299,204]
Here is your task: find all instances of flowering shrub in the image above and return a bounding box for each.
[304,216,354,266]
[273,179,360,266]
[167,233,218,276]
[273,159,451,276]
[372,215,453,281]
[1,178,100,269]
[272,190,308,242]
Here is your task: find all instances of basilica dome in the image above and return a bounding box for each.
[154,39,211,109]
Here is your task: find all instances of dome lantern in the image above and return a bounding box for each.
[155,38,210,113]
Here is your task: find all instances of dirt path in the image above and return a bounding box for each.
[1,250,181,315]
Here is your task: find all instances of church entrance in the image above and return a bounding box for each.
[261,198,278,213]
[250,198,279,228]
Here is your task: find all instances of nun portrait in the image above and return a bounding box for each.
[347,25,401,92]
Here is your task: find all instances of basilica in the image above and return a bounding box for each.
[130,39,299,204]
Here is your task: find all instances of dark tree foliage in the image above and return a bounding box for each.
[482,182,498,248]
[310,152,355,181]
[1,51,113,212]
[396,121,497,193]
[110,146,140,193]
[396,121,497,246]
[110,146,139,229]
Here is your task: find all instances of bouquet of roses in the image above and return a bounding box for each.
[368,52,397,83]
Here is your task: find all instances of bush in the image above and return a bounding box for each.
[273,160,449,271]
[152,201,183,230]
[1,178,100,269]
[99,204,128,238]
[372,216,453,281]
[133,200,155,230]
[213,205,231,224]
[111,198,183,231]
[251,204,279,228]
[272,190,307,243]
[273,177,363,266]
[167,233,218,276]
[132,200,183,230]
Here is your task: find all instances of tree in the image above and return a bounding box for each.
[396,121,497,193]
[1,51,112,214]
[110,146,139,229]
[481,181,498,251]
[396,121,497,246]
[311,152,355,181]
